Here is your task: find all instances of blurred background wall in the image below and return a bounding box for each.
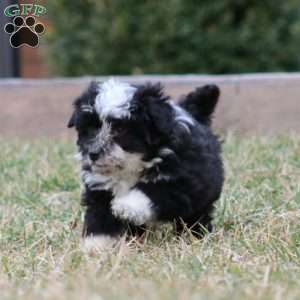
[0,0,300,138]
[1,0,300,78]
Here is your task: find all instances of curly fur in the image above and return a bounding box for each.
[68,79,224,246]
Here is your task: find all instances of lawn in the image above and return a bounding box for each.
[0,134,300,300]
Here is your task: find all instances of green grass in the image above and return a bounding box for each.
[0,135,300,300]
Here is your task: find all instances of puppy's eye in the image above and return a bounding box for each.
[78,111,101,129]
[110,119,127,135]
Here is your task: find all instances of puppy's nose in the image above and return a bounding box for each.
[89,151,99,162]
[89,149,105,162]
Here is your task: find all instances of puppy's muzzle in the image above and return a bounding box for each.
[89,148,105,162]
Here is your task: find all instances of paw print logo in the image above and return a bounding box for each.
[4,16,45,48]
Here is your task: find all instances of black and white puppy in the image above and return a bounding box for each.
[68,79,224,250]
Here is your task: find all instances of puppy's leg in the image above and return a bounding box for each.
[133,182,215,237]
[111,189,155,226]
[82,189,125,252]
[174,214,213,237]
[127,223,147,237]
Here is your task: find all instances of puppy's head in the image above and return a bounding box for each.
[67,79,180,176]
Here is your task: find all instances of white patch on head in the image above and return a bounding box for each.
[95,78,136,119]
[171,103,194,133]
[111,189,154,225]
[82,235,119,253]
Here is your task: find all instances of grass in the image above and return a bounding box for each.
[0,134,300,300]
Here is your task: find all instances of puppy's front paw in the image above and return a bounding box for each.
[111,189,154,226]
[81,235,119,255]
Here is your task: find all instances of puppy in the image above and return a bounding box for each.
[68,79,224,250]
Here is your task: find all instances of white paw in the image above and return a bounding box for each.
[111,189,154,225]
[81,235,119,254]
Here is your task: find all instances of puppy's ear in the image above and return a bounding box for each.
[180,84,220,125]
[67,112,76,128]
[133,83,173,141]
[133,83,189,150]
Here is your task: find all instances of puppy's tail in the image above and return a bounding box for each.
[179,84,220,126]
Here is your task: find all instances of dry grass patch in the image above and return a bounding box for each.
[0,135,300,300]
